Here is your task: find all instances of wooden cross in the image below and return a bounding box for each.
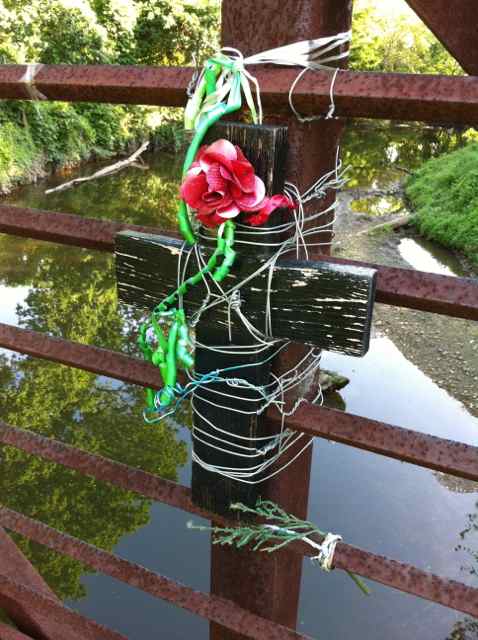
[115,122,377,517]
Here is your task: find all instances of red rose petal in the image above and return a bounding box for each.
[206,163,228,193]
[219,164,232,180]
[186,163,202,178]
[235,146,252,164]
[207,139,237,160]
[180,173,208,209]
[243,194,295,226]
[231,160,255,192]
[216,201,241,218]
[233,176,266,211]
[197,211,225,228]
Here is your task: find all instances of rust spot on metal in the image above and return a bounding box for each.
[0,64,478,125]
[270,404,478,482]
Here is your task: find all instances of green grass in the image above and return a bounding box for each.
[406,144,478,267]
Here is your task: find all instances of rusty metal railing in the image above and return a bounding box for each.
[1,64,478,125]
[1,206,477,320]
[0,325,477,483]
[0,421,477,617]
[0,43,478,639]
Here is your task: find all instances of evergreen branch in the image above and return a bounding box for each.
[188,499,370,595]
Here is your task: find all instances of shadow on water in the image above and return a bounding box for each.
[0,122,477,639]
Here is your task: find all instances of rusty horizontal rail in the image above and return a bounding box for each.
[0,204,177,250]
[0,420,205,519]
[332,543,478,617]
[323,255,478,321]
[2,421,478,615]
[0,573,128,640]
[0,322,164,389]
[273,405,478,481]
[1,206,477,320]
[0,507,312,640]
[1,325,477,482]
[1,64,478,125]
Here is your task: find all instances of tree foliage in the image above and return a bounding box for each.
[350,1,462,75]
[0,0,219,192]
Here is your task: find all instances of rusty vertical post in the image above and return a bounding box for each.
[210,2,353,639]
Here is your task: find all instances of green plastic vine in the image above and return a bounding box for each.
[139,57,244,413]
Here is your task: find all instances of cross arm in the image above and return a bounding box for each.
[115,230,377,357]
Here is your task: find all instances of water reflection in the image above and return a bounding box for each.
[343,122,469,190]
[398,237,468,277]
[0,237,188,600]
[2,151,183,228]
[351,194,404,216]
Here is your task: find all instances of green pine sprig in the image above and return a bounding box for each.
[188,499,370,595]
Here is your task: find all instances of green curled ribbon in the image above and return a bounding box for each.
[140,54,255,414]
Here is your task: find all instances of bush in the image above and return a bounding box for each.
[406,144,478,266]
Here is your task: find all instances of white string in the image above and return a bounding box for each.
[289,66,341,123]
[264,525,342,571]
[186,31,351,127]
[242,30,350,122]
[166,41,351,480]
[20,63,47,101]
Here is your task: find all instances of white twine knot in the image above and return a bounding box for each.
[264,525,342,572]
[311,533,343,572]
[20,63,47,101]
[186,31,351,129]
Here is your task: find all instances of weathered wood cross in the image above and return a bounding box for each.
[115,122,377,517]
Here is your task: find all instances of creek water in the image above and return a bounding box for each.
[0,122,477,640]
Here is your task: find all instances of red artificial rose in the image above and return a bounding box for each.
[179,139,293,228]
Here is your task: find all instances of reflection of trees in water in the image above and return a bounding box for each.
[4,152,182,229]
[343,123,470,189]
[0,249,188,600]
[446,500,478,639]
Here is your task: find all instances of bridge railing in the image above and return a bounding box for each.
[0,1,477,637]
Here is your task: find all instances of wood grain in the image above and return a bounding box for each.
[116,231,377,356]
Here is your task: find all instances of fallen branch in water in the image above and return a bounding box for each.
[45,141,150,194]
